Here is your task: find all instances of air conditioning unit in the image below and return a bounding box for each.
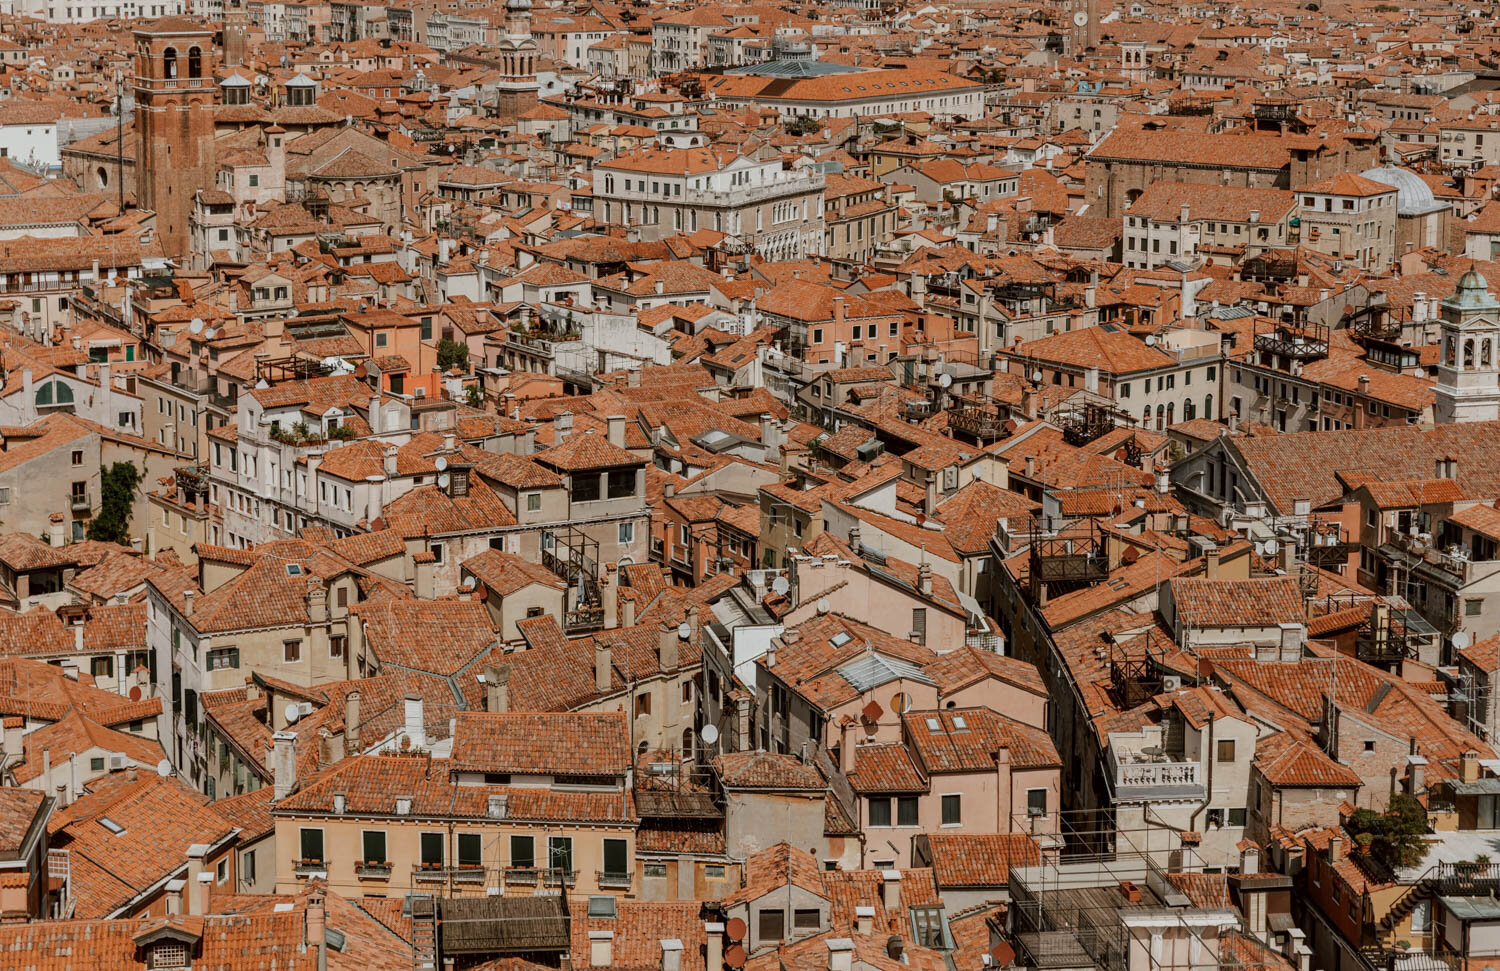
[108,754,127,771]
[298,701,313,717]
[1161,675,1183,692]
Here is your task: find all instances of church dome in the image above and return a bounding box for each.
[1358,166,1446,216]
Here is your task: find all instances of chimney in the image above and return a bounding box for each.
[272,731,297,800]
[368,396,382,433]
[1358,373,1370,395]
[183,590,196,618]
[555,411,573,442]
[307,889,328,971]
[166,879,186,915]
[607,415,626,447]
[1327,836,1344,864]
[1205,546,1222,579]
[603,563,619,631]
[1408,753,1427,794]
[486,663,511,713]
[917,562,933,596]
[659,619,679,671]
[881,869,902,911]
[827,939,854,971]
[1462,749,1481,784]
[705,924,724,971]
[590,931,614,967]
[186,844,210,915]
[1024,455,1036,479]
[622,597,636,629]
[1240,844,1260,876]
[855,907,875,937]
[661,939,683,971]
[345,691,361,754]
[595,640,612,693]
[924,476,937,516]
[403,694,425,749]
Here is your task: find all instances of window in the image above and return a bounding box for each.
[705,864,726,879]
[510,835,535,869]
[148,941,188,969]
[911,906,950,949]
[572,474,601,502]
[90,756,105,772]
[635,692,651,717]
[941,794,961,825]
[243,850,256,885]
[607,469,636,499]
[1216,739,1236,762]
[71,449,83,466]
[897,795,919,826]
[362,830,387,864]
[1468,599,1485,617]
[758,909,786,942]
[1027,788,1047,817]
[458,833,482,868]
[1227,808,1247,826]
[811,327,823,345]
[207,647,240,671]
[430,543,445,564]
[299,828,324,863]
[869,797,891,827]
[602,838,628,877]
[330,636,345,660]
[90,655,113,679]
[420,832,444,869]
[216,859,228,884]
[526,492,541,511]
[547,836,573,875]
[618,522,634,545]
[794,909,821,931]
[283,640,302,663]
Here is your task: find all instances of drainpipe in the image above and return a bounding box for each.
[1189,712,1216,834]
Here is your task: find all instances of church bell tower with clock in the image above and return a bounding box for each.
[1068,0,1099,54]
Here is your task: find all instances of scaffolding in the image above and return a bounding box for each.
[540,525,603,631]
[1007,812,1262,971]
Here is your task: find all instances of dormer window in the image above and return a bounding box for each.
[148,941,189,969]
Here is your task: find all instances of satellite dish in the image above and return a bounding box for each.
[284,702,301,724]
[1264,539,1279,555]
[1454,630,1474,651]
[156,759,172,778]
[677,621,692,640]
[189,317,204,334]
[725,917,747,943]
[1030,369,1043,383]
[461,576,476,590]
[991,943,1016,968]
[1144,335,1156,346]
[204,328,217,340]
[725,945,747,968]
[435,456,449,472]
[438,473,451,489]
[816,598,830,614]
[699,724,719,745]
[1197,657,1214,679]
[771,576,790,596]
[128,685,142,702]
[938,372,953,388]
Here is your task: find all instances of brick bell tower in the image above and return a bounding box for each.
[133,19,218,262]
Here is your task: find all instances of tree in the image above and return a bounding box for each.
[465,385,482,409]
[87,461,142,546]
[1347,792,1429,870]
[437,338,468,372]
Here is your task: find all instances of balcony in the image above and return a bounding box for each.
[356,861,392,879]
[70,491,91,512]
[542,869,577,888]
[292,858,329,877]
[413,864,488,884]
[505,866,539,886]
[596,870,632,890]
[1107,732,1204,803]
[565,604,605,632]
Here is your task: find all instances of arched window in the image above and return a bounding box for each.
[1204,393,1213,418]
[1166,402,1175,426]
[187,46,202,79]
[36,380,74,407]
[1184,399,1196,421]
[1465,338,1476,368]
[162,46,177,80]
[1485,340,1493,369]
[1155,403,1165,431]
[96,166,108,189]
